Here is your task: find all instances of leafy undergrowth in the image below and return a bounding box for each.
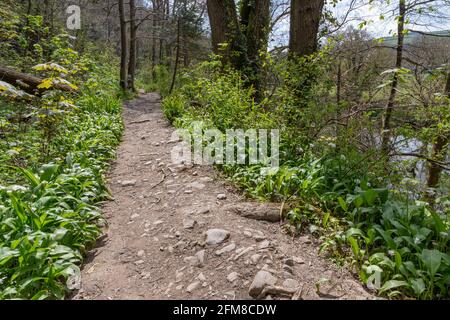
[0,84,123,299]
[0,20,124,297]
[162,61,450,299]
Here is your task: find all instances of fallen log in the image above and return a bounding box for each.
[0,65,75,94]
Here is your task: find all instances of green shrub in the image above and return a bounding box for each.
[161,58,450,299]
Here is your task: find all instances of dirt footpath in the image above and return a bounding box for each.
[73,93,374,300]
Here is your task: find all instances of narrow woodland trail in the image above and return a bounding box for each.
[73,93,374,300]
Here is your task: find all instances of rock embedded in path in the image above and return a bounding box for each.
[205,229,230,245]
[186,281,200,293]
[195,250,206,267]
[243,230,253,238]
[183,218,197,230]
[215,243,236,256]
[284,258,295,267]
[227,272,240,283]
[282,279,300,290]
[248,271,278,298]
[198,273,206,282]
[184,250,205,268]
[250,254,262,264]
[293,256,305,264]
[121,180,137,187]
[217,194,227,200]
[224,203,282,223]
[197,207,211,215]
[283,265,294,275]
[258,240,271,250]
[233,246,255,261]
[137,250,145,257]
[190,181,206,190]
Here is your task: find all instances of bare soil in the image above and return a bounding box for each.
[72,93,374,300]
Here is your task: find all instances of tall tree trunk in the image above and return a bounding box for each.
[381,0,405,155]
[170,18,181,95]
[206,0,248,70]
[128,0,137,91]
[27,0,32,15]
[426,73,450,190]
[151,0,158,79]
[289,0,325,58]
[119,0,128,90]
[240,0,270,99]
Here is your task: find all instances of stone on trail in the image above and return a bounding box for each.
[195,250,205,267]
[284,258,295,267]
[283,279,300,290]
[198,273,206,282]
[190,181,206,190]
[186,281,200,293]
[217,194,227,200]
[182,218,197,230]
[205,229,230,245]
[227,272,240,283]
[248,271,278,298]
[215,243,236,256]
[183,250,205,268]
[121,180,137,187]
[137,250,145,257]
[224,203,282,223]
[197,207,211,215]
[293,256,305,264]
[258,240,271,250]
[250,254,262,264]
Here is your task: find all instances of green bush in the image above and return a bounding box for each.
[162,94,186,123]
[161,59,450,299]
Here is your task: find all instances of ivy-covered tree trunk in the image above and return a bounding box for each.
[206,0,249,71]
[240,0,270,100]
[289,0,325,58]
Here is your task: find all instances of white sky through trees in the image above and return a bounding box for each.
[269,0,450,49]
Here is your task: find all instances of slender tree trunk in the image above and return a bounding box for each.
[27,0,32,15]
[128,0,137,91]
[381,0,405,155]
[426,73,450,190]
[151,1,158,79]
[289,0,325,58]
[337,60,342,106]
[170,18,181,94]
[119,0,128,90]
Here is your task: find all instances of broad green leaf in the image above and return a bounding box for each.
[379,280,408,294]
[410,278,425,296]
[420,249,442,277]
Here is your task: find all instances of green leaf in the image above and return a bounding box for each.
[420,249,442,277]
[337,197,347,211]
[363,189,377,206]
[40,163,60,182]
[379,280,408,294]
[410,278,425,296]
[15,167,40,188]
[322,211,330,228]
[347,236,360,259]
